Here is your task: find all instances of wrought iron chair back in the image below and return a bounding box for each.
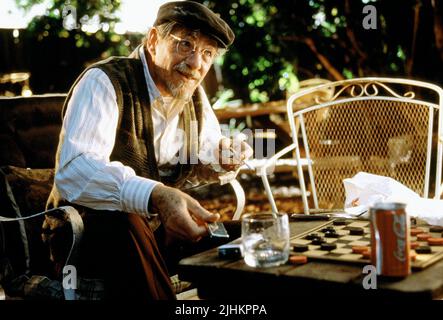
[261,78,443,214]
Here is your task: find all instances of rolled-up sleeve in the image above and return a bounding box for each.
[55,68,161,216]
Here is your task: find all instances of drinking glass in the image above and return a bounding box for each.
[241,213,290,268]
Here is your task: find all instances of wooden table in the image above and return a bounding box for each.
[178,219,443,300]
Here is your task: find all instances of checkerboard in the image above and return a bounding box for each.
[290,219,443,270]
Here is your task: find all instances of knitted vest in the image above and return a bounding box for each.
[47,50,204,210]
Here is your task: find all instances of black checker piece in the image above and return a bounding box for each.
[320,243,337,251]
[311,237,326,245]
[333,219,348,226]
[305,233,320,240]
[293,244,309,252]
[348,227,364,236]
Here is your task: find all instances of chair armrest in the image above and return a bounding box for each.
[41,206,84,300]
[258,144,297,177]
[218,171,246,221]
[228,180,245,221]
[1,206,84,300]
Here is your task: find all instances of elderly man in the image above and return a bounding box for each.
[46,1,252,300]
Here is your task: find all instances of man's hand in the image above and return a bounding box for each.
[218,137,253,172]
[150,184,220,243]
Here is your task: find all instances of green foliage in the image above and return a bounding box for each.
[220,118,247,138]
[200,0,443,103]
[14,0,443,97]
[15,0,142,93]
[203,0,298,103]
[16,0,132,56]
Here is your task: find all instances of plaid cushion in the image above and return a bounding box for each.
[76,278,104,300]
[5,273,190,299]
[23,275,64,299]
[4,274,104,300]
[170,274,193,295]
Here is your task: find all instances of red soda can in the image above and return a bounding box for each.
[369,202,411,277]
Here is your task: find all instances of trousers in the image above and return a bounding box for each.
[77,211,175,300]
[44,206,241,300]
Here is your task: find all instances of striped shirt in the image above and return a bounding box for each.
[55,46,223,217]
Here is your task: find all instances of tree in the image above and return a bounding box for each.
[201,0,443,103]
[15,0,140,93]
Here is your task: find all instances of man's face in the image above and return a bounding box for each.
[148,26,218,101]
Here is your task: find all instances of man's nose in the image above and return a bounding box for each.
[185,50,202,70]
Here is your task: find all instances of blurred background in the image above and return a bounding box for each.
[1,0,442,102]
[1,0,443,217]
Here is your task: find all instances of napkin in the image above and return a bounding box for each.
[343,172,443,226]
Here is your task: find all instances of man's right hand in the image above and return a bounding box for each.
[150,184,220,243]
[218,137,253,172]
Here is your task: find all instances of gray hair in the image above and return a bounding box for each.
[142,21,177,47]
[156,21,179,38]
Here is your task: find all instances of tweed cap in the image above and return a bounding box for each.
[154,1,235,49]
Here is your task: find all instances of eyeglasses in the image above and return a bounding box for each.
[170,34,217,64]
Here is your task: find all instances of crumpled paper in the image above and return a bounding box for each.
[343,172,443,226]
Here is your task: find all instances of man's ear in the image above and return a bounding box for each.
[146,27,158,56]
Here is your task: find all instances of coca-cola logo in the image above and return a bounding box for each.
[393,214,407,262]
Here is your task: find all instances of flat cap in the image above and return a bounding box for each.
[154,1,235,49]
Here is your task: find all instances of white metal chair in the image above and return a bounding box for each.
[259,77,443,214]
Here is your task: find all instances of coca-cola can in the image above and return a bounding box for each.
[369,202,410,277]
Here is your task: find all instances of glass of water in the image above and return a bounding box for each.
[241,213,290,268]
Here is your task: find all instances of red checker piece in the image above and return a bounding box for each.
[352,246,370,254]
[361,250,371,259]
[410,241,420,249]
[410,228,425,236]
[289,255,308,265]
[427,238,443,246]
[416,233,432,241]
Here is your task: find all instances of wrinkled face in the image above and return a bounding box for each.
[147,26,218,101]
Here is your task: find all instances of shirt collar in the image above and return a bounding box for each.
[138,44,187,120]
[138,45,162,103]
